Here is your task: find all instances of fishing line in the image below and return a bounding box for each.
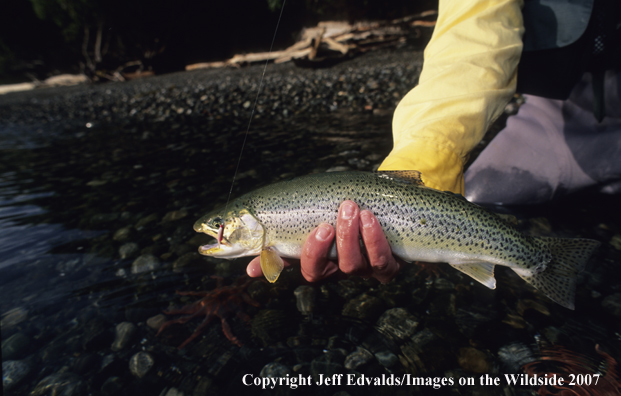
[218,0,287,240]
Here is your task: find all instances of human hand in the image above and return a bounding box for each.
[246,200,400,283]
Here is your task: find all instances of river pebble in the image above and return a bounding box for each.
[1,332,31,360]
[111,322,137,351]
[293,285,316,315]
[129,351,155,378]
[31,372,85,396]
[344,346,373,370]
[2,359,31,391]
[131,254,161,274]
[119,242,140,259]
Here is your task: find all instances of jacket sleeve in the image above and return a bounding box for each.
[378,0,525,194]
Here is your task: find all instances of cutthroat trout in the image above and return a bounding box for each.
[194,171,599,309]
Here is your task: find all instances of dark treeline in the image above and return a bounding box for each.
[0,0,436,83]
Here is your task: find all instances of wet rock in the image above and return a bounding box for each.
[457,347,491,374]
[125,306,159,323]
[326,166,351,172]
[1,332,31,360]
[498,343,533,373]
[610,234,621,250]
[100,376,123,396]
[251,309,294,347]
[193,377,215,395]
[260,362,292,378]
[91,213,120,225]
[502,313,527,329]
[172,252,203,272]
[342,293,385,321]
[119,242,140,259]
[344,346,373,370]
[146,314,167,330]
[131,254,161,274]
[129,351,155,378]
[374,351,398,368]
[310,354,344,384]
[2,359,31,391]
[433,278,455,291]
[1,306,28,329]
[336,279,363,299]
[294,285,316,315]
[160,387,184,396]
[376,307,418,341]
[162,209,188,222]
[113,226,134,242]
[348,157,370,169]
[82,319,113,351]
[135,213,159,229]
[111,322,137,351]
[517,299,550,316]
[602,293,621,317]
[71,353,100,375]
[400,329,443,374]
[31,372,85,396]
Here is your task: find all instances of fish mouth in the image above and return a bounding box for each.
[198,238,230,254]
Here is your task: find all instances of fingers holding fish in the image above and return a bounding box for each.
[359,210,400,283]
[336,201,372,277]
[300,224,340,282]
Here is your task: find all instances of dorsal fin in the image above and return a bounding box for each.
[375,170,425,186]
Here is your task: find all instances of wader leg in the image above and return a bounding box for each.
[465,70,621,205]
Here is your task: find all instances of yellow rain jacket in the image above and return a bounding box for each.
[378,0,525,194]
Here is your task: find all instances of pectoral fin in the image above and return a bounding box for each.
[449,262,496,289]
[260,247,284,283]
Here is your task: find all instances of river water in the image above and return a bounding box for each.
[1,61,621,395]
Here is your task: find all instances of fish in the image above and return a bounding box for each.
[193,171,600,309]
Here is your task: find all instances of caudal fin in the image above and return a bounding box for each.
[514,237,600,310]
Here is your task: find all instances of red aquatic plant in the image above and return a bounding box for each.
[157,275,259,348]
[522,344,621,395]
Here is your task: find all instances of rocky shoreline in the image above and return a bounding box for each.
[0,48,424,130]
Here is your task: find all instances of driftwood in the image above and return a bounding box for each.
[186,10,437,70]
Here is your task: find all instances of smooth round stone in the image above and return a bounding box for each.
[131,254,161,274]
[2,359,31,391]
[344,346,373,370]
[111,322,137,351]
[293,285,316,315]
[260,362,292,378]
[1,332,31,360]
[374,351,398,368]
[119,242,140,259]
[146,314,167,330]
[129,352,154,378]
[113,227,134,242]
[1,306,28,329]
[31,372,84,396]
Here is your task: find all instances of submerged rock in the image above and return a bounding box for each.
[1,332,31,360]
[344,346,373,370]
[260,362,292,378]
[31,372,85,396]
[2,359,31,391]
[131,254,161,274]
[111,322,137,351]
[342,293,384,321]
[129,351,155,378]
[294,285,316,315]
[119,242,140,259]
[376,307,418,341]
